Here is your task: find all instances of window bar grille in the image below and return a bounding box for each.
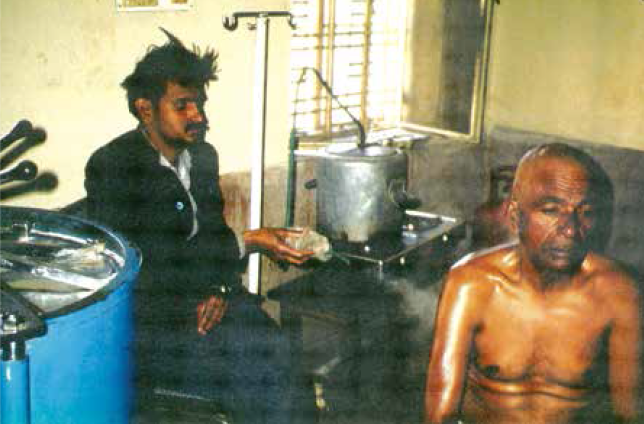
[324,0,337,134]
[291,0,405,142]
[360,0,373,127]
[314,0,325,132]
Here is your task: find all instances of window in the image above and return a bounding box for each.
[290,0,495,146]
[400,0,494,142]
[289,0,406,147]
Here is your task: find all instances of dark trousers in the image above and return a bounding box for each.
[134,292,291,424]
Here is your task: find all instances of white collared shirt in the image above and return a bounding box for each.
[156,146,245,256]
[158,149,200,240]
[143,129,244,255]
[160,151,246,256]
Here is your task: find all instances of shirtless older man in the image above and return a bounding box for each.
[424,143,642,424]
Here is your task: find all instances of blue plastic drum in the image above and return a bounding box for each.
[0,207,141,424]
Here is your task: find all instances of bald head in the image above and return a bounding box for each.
[513,144,611,204]
[510,143,614,252]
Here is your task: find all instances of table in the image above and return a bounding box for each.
[268,222,465,424]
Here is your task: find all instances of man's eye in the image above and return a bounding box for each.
[579,208,596,220]
[174,101,187,111]
[540,206,559,215]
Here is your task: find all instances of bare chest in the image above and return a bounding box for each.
[473,287,610,385]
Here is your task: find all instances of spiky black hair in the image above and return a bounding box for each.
[121,28,219,119]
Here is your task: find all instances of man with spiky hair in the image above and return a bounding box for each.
[85,29,311,423]
[424,143,642,424]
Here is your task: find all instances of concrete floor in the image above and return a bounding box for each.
[132,391,233,424]
[131,388,423,424]
[127,330,428,424]
[128,273,439,424]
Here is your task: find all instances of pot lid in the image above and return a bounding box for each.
[324,143,399,158]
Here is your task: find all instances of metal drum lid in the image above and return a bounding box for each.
[0,207,136,317]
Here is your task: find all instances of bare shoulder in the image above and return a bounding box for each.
[584,253,641,308]
[444,243,517,299]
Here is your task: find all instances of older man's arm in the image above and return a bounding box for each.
[606,271,643,423]
[424,265,492,424]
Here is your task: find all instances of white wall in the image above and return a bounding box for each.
[484,0,644,150]
[0,0,293,209]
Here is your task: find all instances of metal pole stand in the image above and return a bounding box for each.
[0,287,46,424]
[223,11,296,295]
[1,326,30,424]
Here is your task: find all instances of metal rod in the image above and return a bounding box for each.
[360,0,374,126]
[314,1,325,131]
[324,0,337,133]
[0,255,100,291]
[223,11,294,294]
[1,316,30,424]
[284,128,298,228]
[0,349,30,424]
[223,11,295,31]
[247,15,270,295]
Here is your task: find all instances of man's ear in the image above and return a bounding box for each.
[134,98,153,123]
[507,199,519,234]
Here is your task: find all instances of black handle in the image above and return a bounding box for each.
[396,195,422,210]
[304,179,318,190]
[389,179,421,210]
[0,160,38,184]
[0,120,32,152]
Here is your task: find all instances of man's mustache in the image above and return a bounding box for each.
[186,123,209,132]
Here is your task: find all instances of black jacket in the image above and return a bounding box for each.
[85,129,244,300]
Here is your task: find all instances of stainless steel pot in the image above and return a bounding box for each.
[314,144,419,243]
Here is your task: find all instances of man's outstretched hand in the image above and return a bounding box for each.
[243,227,316,265]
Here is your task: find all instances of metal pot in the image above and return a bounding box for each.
[313,144,419,243]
